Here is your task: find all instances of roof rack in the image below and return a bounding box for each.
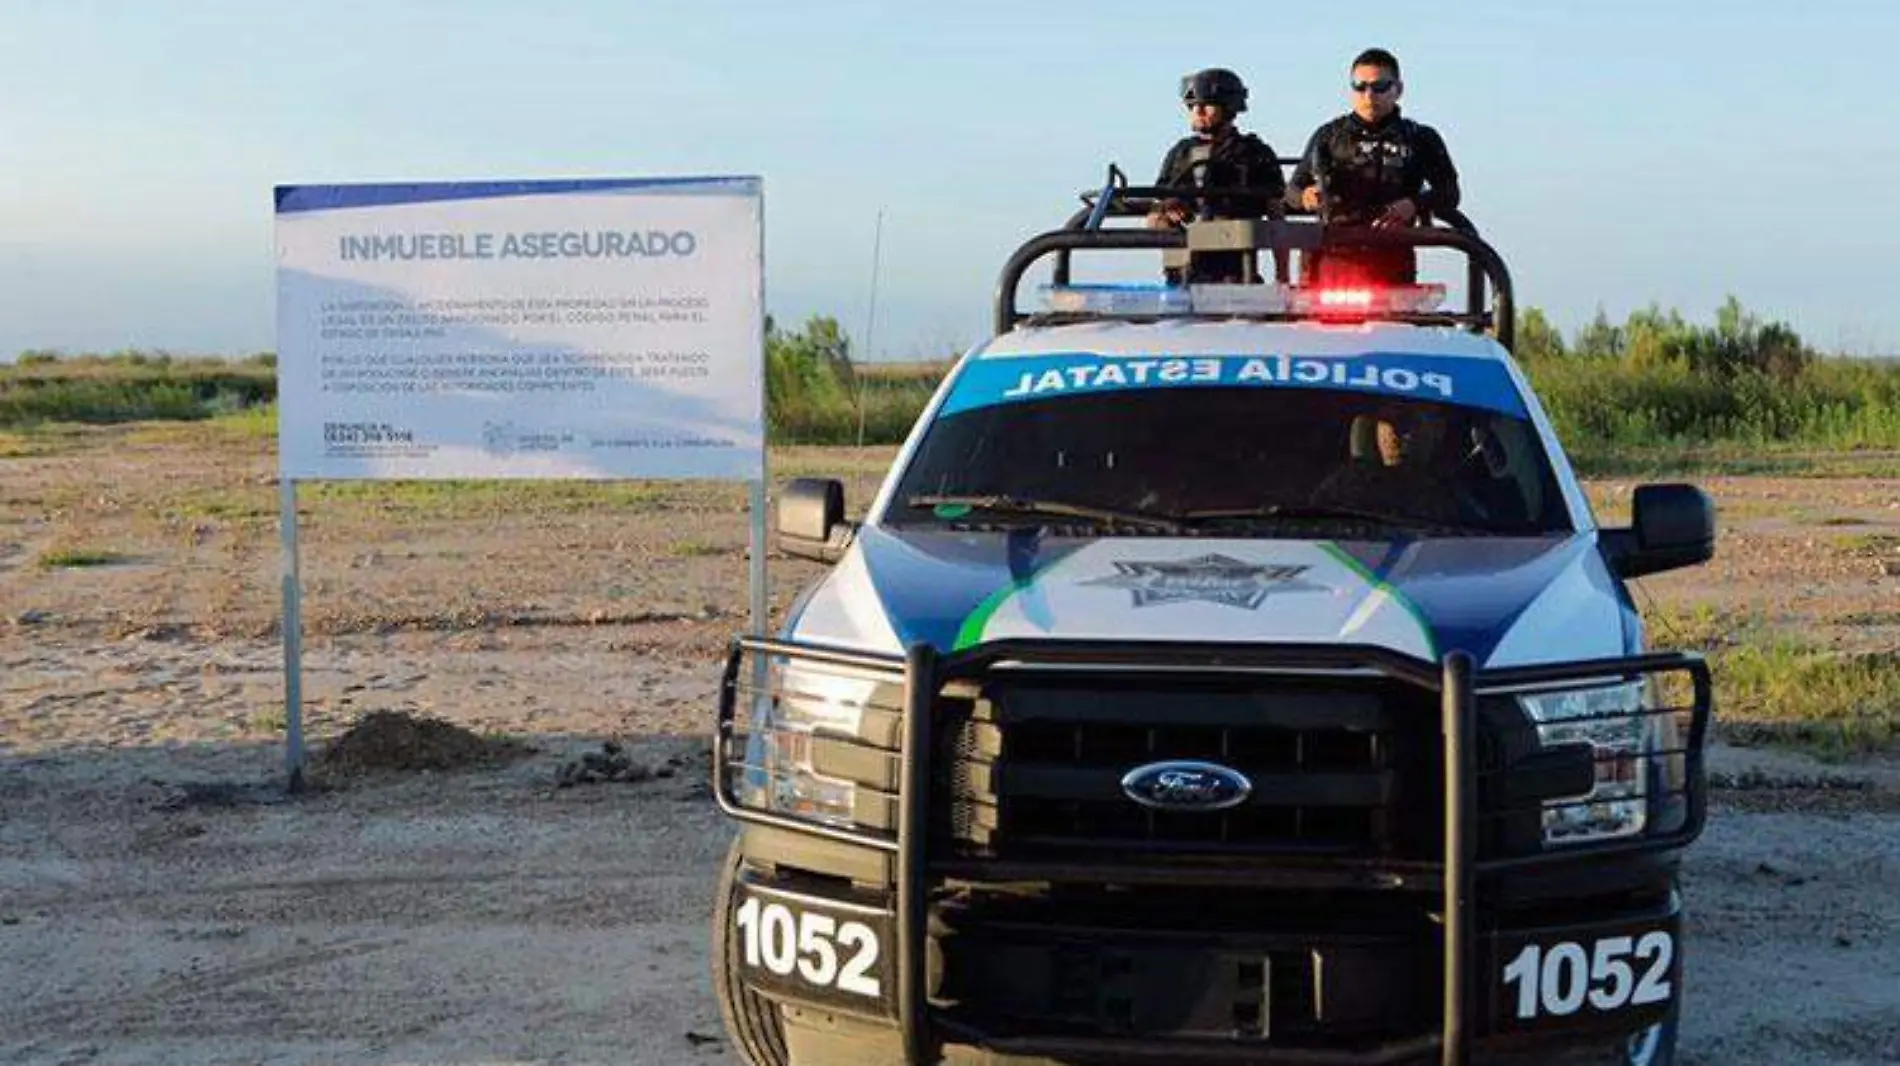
[993,164,1516,351]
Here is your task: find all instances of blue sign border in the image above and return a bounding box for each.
[275,176,761,215]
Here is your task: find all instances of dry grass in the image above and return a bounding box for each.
[1833,532,1900,557]
[36,546,130,569]
[1643,603,1900,758]
[667,539,731,558]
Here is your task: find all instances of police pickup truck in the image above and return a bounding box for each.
[709,176,1716,1066]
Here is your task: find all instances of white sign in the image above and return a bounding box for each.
[273,176,764,480]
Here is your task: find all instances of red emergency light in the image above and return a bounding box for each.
[1316,288,1376,312]
[1282,284,1445,320]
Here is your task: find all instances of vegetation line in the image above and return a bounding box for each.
[8,300,1900,478]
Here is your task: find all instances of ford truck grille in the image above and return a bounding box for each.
[937,676,1451,859]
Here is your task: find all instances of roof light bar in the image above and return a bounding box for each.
[1039,283,1447,319]
[1041,283,1191,316]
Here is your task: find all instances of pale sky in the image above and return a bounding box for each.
[1,0,1895,360]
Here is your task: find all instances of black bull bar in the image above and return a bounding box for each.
[713,638,1714,1066]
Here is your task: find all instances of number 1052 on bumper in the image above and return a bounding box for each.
[732,885,896,1016]
[1492,925,1678,1034]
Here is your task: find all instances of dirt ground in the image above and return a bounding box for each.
[4,424,1900,1065]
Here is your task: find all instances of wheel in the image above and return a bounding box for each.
[711,837,789,1066]
[1621,1008,1679,1066]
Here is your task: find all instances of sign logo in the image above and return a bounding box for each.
[1121,761,1253,812]
[481,421,570,456]
[1084,554,1316,610]
[481,420,518,456]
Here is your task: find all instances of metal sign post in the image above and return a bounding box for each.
[280,476,306,790]
[749,479,769,636]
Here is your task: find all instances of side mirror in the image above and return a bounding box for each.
[1603,483,1716,579]
[777,478,854,564]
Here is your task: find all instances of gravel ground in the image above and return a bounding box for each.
[0,740,739,1066]
[1,743,1896,1066]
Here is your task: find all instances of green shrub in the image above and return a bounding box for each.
[1,352,276,426]
[1518,298,1900,471]
[763,316,947,444]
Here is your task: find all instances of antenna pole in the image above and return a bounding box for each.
[856,208,884,449]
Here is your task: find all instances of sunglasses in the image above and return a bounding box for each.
[1351,78,1397,94]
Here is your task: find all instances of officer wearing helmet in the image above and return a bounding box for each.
[1148,68,1285,232]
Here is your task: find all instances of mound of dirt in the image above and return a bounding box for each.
[315,709,534,779]
[554,738,709,789]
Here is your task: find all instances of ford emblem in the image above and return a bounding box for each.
[1120,761,1253,812]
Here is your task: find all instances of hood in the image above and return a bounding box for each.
[786,526,1639,668]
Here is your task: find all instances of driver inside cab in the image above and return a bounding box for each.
[1309,403,1463,525]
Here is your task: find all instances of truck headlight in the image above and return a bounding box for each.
[737,660,876,830]
[1518,680,1652,845]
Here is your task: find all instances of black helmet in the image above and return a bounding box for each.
[1180,68,1248,113]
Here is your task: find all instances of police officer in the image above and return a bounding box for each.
[1285,48,1461,284]
[1148,68,1285,230]
[1309,403,1464,525]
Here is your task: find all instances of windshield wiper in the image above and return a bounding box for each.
[905,494,1188,534]
[1181,503,1498,535]
[1183,503,1406,524]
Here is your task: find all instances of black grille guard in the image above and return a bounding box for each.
[713,637,1715,1066]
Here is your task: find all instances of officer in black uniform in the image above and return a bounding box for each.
[1285,48,1460,285]
[1309,403,1464,526]
[1147,68,1285,282]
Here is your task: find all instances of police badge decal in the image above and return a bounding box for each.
[1083,554,1320,610]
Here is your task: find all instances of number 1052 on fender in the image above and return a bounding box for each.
[1489,921,1679,1035]
[732,884,896,1017]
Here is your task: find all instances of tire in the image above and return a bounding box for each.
[1620,1008,1679,1066]
[712,838,790,1066]
[1623,875,1685,1066]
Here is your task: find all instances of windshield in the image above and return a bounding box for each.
[886,379,1570,537]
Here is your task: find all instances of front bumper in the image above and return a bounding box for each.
[714,639,1712,1066]
[732,864,1680,1064]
